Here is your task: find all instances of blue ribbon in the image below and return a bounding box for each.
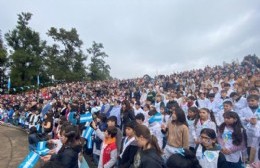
[81,126,94,148]
[175,148,185,156]
[79,112,93,123]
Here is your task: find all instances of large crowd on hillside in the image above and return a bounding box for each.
[0,58,260,168]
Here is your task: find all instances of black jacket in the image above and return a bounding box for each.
[121,109,135,126]
[119,138,139,168]
[50,144,82,168]
[138,148,165,168]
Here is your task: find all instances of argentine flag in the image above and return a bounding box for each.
[79,112,93,123]
[7,77,11,91]
[81,126,94,148]
[36,141,49,156]
[18,151,40,168]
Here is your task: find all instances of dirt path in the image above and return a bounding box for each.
[0,124,29,168]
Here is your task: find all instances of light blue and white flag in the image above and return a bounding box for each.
[36,124,41,132]
[68,111,78,125]
[41,101,52,119]
[37,75,40,86]
[148,112,162,124]
[37,141,47,151]
[7,77,11,91]
[18,151,40,168]
[81,126,94,148]
[36,141,49,156]
[79,112,93,123]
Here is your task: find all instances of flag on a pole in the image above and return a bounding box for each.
[37,75,40,86]
[7,77,11,91]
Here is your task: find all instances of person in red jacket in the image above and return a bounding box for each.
[91,121,118,168]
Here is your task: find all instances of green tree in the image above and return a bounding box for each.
[46,27,87,81]
[0,30,8,68]
[242,54,260,68]
[87,41,111,81]
[5,12,46,86]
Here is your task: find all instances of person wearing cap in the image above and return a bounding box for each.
[118,121,139,168]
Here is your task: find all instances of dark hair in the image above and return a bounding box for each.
[208,93,215,98]
[223,100,233,106]
[45,112,54,122]
[200,128,217,147]
[64,125,78,140]
[148,108,157,116]
[121,100,132,111]
[116,100,121,105]
[59,116,67,125]
[230,92,238,98]
[125,121,137,130]
[220,89,227,93]
[219,112,246,146]
[107,116,117,126]
[188,96,195,101]
[106,126,117,138]
[135,113,145,121]
[224,83,231,87]
[249,87,259,93]
[60,122,71,135]
[187,107,199,120]
[247,94,259,101]
[29,126,37,134]
[135,101,141,106]
[143,104,150,110]
[97,113,107,123]
[194,108,216,126]
[200,128,216,139]
[134,124,162,155]
[172,108,188,127]
[58,124,81,155]
[166,149,201,168]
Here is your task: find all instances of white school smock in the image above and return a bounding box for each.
[196,144,219,168]
[194,120,217,140]
[222,127,241,163]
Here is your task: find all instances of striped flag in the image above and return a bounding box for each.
[81,126,94,148]
[68,111,78,125]
[37,75,40,86]
[41,101,52,119]
[36,141,49,156]
[18,151,40,168]
[79,112,93,123]
[7,77,11,91]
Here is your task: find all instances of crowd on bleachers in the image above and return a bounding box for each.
[0,58,260,168]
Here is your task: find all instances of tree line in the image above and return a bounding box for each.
[0,12,111,87]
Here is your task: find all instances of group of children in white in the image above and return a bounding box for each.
[134,86,259,168]
[2,79,260,168]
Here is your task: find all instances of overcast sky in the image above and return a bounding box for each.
[1,0,260,79]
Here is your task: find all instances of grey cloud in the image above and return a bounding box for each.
[0,0,259,79]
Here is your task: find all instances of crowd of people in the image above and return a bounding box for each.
[0,58,260,168]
